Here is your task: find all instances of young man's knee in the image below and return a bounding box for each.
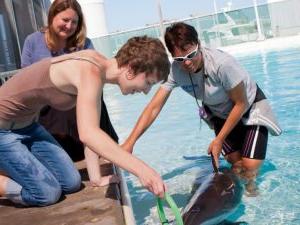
[62,171,81,194]
[23,183,62,206]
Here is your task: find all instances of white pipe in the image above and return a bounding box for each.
[213,0,221,46]
[156,0,165,41]
[77,0,108,38]
[253,0,265,40]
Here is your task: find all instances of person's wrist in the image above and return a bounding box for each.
[215,136,225,143]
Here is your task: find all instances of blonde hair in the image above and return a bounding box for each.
[42,0,86,52]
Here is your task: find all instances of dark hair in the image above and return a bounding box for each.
[43,0,86,51]
[164,22,199,55]
[115,36,170,82]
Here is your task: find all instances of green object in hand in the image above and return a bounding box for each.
[156,192,183,225]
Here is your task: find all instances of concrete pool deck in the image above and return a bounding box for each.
[0,159,129,225]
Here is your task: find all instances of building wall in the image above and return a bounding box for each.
[268,0,300,37]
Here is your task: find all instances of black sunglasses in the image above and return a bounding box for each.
[173,45,199,62]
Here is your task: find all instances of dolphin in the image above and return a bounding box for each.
[181,156,243,225]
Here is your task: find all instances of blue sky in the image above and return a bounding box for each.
[104,0,268,33]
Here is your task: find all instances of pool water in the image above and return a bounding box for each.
[104,46,300,225]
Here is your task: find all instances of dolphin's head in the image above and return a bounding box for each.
[182,170,243,225]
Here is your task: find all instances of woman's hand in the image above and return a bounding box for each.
[207,138,224,168]
[137,165,167,198]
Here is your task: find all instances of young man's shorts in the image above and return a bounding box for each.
[212,117,268,159]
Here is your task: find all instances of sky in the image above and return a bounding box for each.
[103,0,268,33]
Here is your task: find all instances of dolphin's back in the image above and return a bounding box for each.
[182,172,243,225]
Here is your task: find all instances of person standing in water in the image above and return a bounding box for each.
[122,22,281,196]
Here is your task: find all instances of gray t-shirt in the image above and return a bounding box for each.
[162,47,257,119]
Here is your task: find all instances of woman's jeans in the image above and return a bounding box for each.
[0,123,81,206]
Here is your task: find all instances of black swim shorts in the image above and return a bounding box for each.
[212,117,268,160]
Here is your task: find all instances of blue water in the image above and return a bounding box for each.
[104,46,300,225]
